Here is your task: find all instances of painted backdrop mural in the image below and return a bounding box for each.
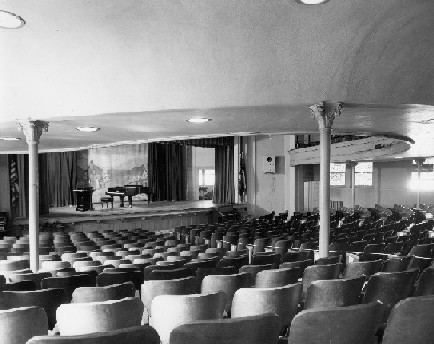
[87,143,148,203]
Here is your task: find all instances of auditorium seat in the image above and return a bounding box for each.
[251,253,281,267]
[239,264,273,285]
[343,259,382,279]
[96,271,131,287]
[280,259,312,275]
[382,295,434,344]
[232,283,302,332]
[8,272,52,289]
[170,313,281,344]
[382,256,412,272]
[362,269,418,321]
[0,259,30,274]
[287,301,384,344]
[0,306,48,344]
[315,255,341,265]
[255,267,301,288]
[141,276,197,320]
[0,288,65,329]
[201,272,251,313]
[408,244,433,258]
[413,267,434,296]
[301,263,341,296]
[147,267,193,281]
[72,282,136,303]
[56,297,144,336]
[27,325,160,344]
[150,292,226,344]
[407,256,432,271]
[2,280,37,291]
[41,275,93,302]
[304,276,365,309]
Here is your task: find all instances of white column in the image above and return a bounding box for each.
[18,120,49,272]
[310,102,342,258]
[415,158,425,208]
[347,161,358,209]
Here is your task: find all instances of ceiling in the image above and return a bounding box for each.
[1,0,434,157]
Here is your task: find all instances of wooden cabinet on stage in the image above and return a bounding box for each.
[73,188,94,212]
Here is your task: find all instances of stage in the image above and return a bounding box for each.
[13,200,221,233]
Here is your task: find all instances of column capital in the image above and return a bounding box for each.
[310,101,343,130]
[17,120,49,144]
[346,160,358,168]
[414,157,426,166]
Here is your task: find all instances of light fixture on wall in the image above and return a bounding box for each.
[296,0,329,4]
[0,10,26,29]
[76,127,100,132]
[187,118,212,123]
[0,137,20,141]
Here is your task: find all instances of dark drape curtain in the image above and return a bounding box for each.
[173,137,234,148]
[149,142,186,201]
[39,151,78,211]
[15,154,29,218]
[213,137,235,204]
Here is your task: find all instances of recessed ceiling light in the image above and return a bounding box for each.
[0,10,26,29]
[296,0,329,4]
[186,118,212,123]
[0,137,20,141]
[76,127,100,132]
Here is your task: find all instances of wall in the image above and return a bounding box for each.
[329,160,434,208]
[246,135,286,216]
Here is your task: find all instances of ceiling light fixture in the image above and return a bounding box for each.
[76,127,100,132]
[0,137,20,141]
[186,118,212,123]
[296,0,329,4]
[0,10,26,29]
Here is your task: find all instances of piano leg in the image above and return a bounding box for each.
[119,195,125,208]
[127,196,133,208]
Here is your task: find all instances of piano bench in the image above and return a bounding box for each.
[100,196,114,209]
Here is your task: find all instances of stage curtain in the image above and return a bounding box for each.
[173,137,234,148]
[149,142,186,201]
[213,138,235,204]
[39,151,78,210]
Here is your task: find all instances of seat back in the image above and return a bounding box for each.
[305,276,365,309]
[170,313,281,344]
[362,269,418,320]
[288,301,384,344]
[0,288,65,329]
[302,263,341,295]
[382,295,434,344]
[150,292,226,344]
[72,282,136,303]
[201,273,251,312]
[27,325,160,344]
[343,259,382,279]
[413,267,434,296]
[56,297,144,336]
[255,267,301,288]
[232,283,302,329]
[239,264,273,285]
[0,306,47,344]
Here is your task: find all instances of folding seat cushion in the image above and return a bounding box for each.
[305,276,365,309]
[362,269,419,321]
[301,263,341,296]
[141,276,197,319]
[413,267,434,296]
[170,313,281,344]
[343,259,382,279]
[288,301,384,344]
[8,272,52,289]
[231,283,302,331]
[201,272,251,312]
[0,288,65,329]
[56,297,144,336]
[0,306,48,344]
[150,292,226,344]
[382,295,434,344]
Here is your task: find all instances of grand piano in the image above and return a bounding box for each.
[106,185,153,208]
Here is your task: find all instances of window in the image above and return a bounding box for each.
[409,158,434,191]
[198,169,215,186]
[355,162,373,186]
[330,163,346,186]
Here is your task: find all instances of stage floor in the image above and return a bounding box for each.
[15,200,218,225]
